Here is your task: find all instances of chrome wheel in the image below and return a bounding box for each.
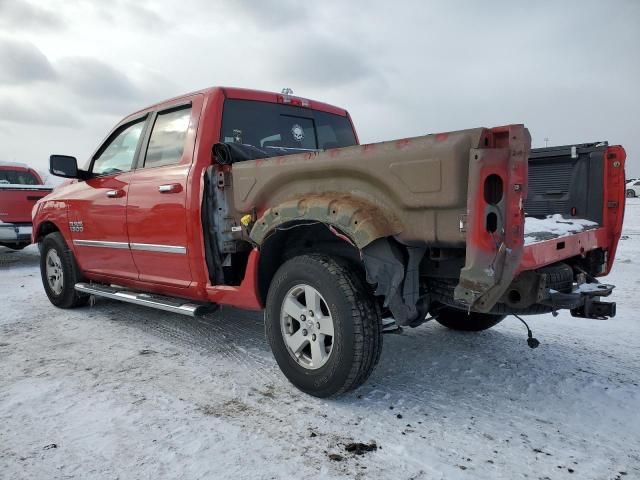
[45,249,64,295]
[280,284,334,370]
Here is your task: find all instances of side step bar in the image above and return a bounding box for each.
[74,282,216,317]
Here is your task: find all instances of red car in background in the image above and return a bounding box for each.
[0,162,52,250]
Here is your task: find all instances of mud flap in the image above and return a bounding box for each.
[361,238,426,326]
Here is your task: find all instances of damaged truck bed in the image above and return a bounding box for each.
[34,87,626,396]
[228,130,625,324]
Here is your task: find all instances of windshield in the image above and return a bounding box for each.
[0,169,39,185]
[220,99,356,152]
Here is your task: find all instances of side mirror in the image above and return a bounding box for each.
[50,155,80,178]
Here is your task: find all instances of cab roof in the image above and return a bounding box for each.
[0,161,31,171]
[130,86,349,118]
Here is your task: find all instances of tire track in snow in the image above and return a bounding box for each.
[93,300,285,388]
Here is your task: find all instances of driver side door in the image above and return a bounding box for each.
[68,114,150,280]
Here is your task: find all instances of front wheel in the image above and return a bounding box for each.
[626,189,636,198]
[40,232,88,308]
[265,254,382,397]
[432,304,505,332]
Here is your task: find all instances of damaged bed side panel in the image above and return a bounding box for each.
[234,129,487,248]
[222,126,532,317]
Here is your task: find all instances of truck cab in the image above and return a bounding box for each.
[33,87,626,397]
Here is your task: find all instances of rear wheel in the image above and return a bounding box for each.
[265,254,382,397]
[432,304,505,332]
[626,189,636,198]
[40,232,88,308]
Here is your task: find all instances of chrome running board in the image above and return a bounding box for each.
[74,282,216,317]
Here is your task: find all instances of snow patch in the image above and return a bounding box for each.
[524,214,598,245]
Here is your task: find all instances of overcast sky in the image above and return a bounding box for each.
[0,0,638,179]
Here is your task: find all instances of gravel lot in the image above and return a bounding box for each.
[1,202,639,479]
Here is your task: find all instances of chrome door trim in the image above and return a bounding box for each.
[130,243,186,254]
[73,239,130,249]
[73,239,186,254]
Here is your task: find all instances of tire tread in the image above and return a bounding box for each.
[266,254,382,397]
[40,232,88,308]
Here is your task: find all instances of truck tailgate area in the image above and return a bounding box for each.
[519,143,625,274]
[0,185,52,223]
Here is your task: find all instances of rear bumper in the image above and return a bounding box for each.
[0,223,32,245]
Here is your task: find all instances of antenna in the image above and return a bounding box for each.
[544,137,549,147]
[281,88,294,95]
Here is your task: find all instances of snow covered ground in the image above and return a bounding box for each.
[1,205,639,480]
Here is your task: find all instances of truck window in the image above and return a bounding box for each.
[0,170,38,185]
[220,99,356,152]
[92,119,146,176]
[144,106,192,168]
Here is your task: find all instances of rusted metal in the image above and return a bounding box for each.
[454,125,531,312]
[232,127,489,248]
[250,193,402,249]
[230,125,537,314]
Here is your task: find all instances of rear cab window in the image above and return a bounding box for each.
[0,170,39,185]
[220,99,357,154]
[143,106,192,168]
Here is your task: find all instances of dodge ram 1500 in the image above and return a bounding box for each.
[33,87,626,397]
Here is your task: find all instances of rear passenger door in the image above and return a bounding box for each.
[125,96,202,288]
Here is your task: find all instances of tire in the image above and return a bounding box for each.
[432,304,505,332]
[265,254,382,397]
[626,189,636,198]
[40,232,88,308]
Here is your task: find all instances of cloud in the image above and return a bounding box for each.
[228,0,310,27]
[0,0,638,177]
[125,3,169,30]
[0,96,80,127]
[0,38,56,84]
[0,0,64,32]
[53,57,177,116]
[0,42,175,129]
[273,36,380,89]
[57,57,141,106]
[63,0,169,32]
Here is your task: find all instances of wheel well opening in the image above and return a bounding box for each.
[257,221,361,305]
[36,221,60,242]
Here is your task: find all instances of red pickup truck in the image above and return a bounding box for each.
[33,87,626,397]
[0,162,52,250]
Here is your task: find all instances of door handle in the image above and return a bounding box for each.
[106,189,125,198]
[158,183,183,194]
